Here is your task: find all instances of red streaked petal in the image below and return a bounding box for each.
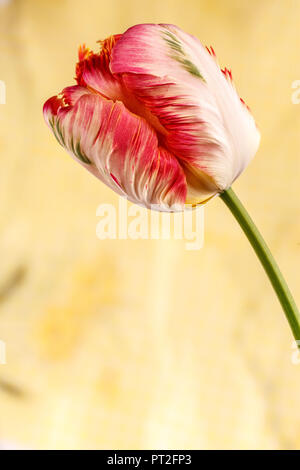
[43,95,64,125]
[76,35,123,101]
[111,23,260,198]
[44,92,187,210]
[74,35,167,139]
[43,87,90,127]
[61,85,90,106]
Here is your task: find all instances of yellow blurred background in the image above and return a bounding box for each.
[0,0,300,450]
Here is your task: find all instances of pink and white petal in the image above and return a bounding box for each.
[162,24,260,181]
[75,42,168,139]
[43,95,64,128]
[44,92,187,210]
[111,23,260,196]
[76,52,125,102]
[75,36,126,103]
[61,85,91,106]
[43,86,90,128]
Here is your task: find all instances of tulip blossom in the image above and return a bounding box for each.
[43,23,260,211]
[44,24,300,349]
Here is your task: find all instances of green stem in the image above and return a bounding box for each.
[220,187,300,342]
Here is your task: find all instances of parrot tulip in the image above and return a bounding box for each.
[43,23,300,355]
[43,23,260,211]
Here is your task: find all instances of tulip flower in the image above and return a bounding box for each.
[43,24,260,210]
[44,24,300,346]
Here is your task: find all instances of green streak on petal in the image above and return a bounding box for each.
[55,121,65,146]
[180,58,204,79]
[50,118,63,146]
[51,118,91,165]
[75,141,91,165]
[163,31,185,54]
[70,138,91,165]
[162,31,206,81]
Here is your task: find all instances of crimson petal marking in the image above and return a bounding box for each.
[44,92,187,210]
[61,85,91,106]
[75,37,168,139]
[111,23,260,202]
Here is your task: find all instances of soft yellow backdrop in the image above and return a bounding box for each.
[0,0,300,450]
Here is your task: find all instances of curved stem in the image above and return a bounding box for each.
[220,187,300,342]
